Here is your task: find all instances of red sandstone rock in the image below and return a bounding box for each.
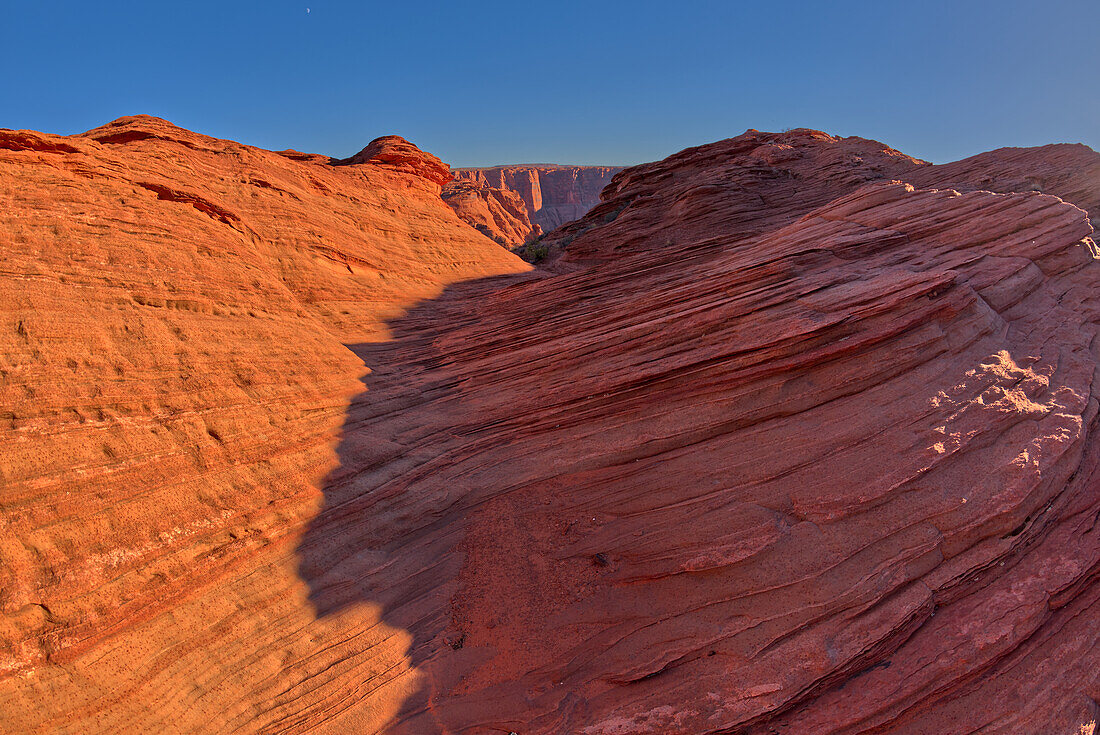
[544,131,1099,268]
[540,128,929,263]
[442,163,621,248]
[303,179,1100,735]
[1,119,1098,735]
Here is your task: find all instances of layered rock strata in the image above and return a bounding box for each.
[1,121,1097,734]
[300,179,1100,735]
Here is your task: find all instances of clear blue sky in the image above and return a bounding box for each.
[3,1,1097,167]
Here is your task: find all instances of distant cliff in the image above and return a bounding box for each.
[451,164,623,237]
[440,178,538,246]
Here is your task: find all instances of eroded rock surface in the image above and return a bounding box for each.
[545,129,1098,266]
[443,164,623,248]
[540,128,929,263]
[308,184,1100,735]
[1,120,1098,735]
[909,142,1100,219]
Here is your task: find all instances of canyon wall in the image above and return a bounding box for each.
[1,122,1098,734]
[452,164,623,236]
[440,178,537,246]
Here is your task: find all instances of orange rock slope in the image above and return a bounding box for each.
[2,121,1099,734]
[0,116,529,733]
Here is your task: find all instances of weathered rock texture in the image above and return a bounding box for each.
[907,142,1100,218]
[1,121,1099,735]
[453,164,623,234]
[544,130,1099,266]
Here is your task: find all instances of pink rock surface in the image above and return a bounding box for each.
[540,128,929,263]
[310,179,1099,735]
[909,142,1100,218]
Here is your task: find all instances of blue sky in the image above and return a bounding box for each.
[3,1,1097,166]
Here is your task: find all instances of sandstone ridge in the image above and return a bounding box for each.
[0,115,529,733]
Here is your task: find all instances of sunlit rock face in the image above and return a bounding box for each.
[1,119,1098,734]
[0,116,528,733]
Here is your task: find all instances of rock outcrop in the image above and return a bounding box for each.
[540,128,930,263]
[299,142,1100,735]
[1,119,1098,735]
[453,164,623,233]
[908,142,1100,220]
[334,134,454,187]
[544,129,1100,265]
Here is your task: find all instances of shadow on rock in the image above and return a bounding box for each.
[296,271,542,733]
